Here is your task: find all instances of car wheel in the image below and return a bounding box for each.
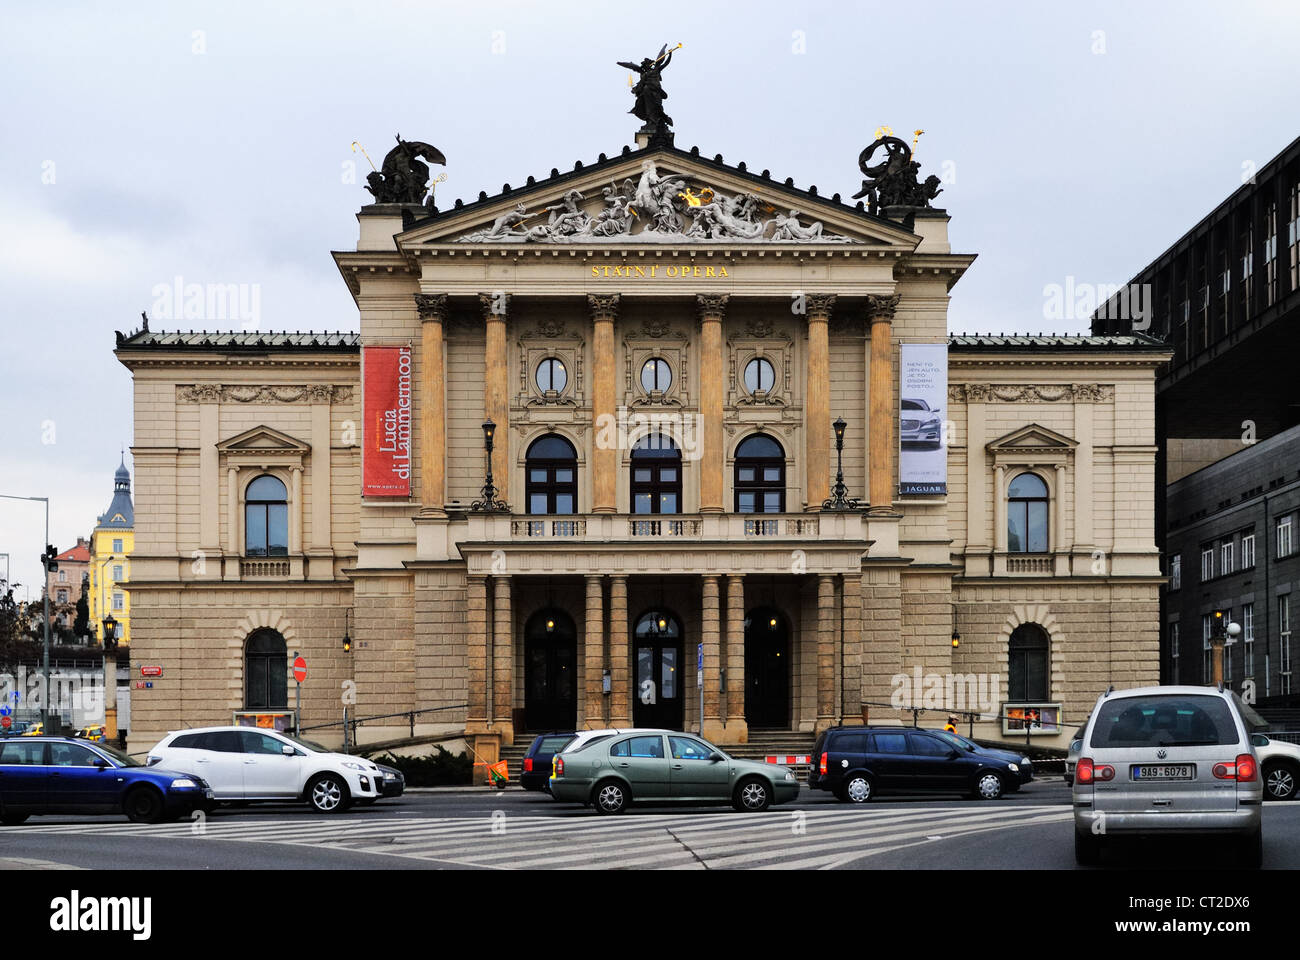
[592,779,629,815]
[0,812,29,826]
[307,774,350,814]
[974,771,1004,800]
[124,786,166,824]
[1263,762,1298,801]
[733,777,771,813]
[842,773,873,803]
[1075,829,1103,866]
[1237,827,1263,868]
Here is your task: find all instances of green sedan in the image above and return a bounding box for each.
[549,729,800,814]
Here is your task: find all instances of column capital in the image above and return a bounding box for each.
[587,293,621,322]
[865,293,901,324]
[696,293,730,321]
[478,291,511,320]
[805,293,837,321]
[415,293,448,323]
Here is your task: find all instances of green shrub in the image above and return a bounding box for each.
[367,745,473,786]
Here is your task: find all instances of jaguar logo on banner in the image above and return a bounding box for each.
[363,345,412,497]
[898,342,948,496]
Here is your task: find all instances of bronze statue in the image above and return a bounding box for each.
[365,135,447,206]
[852,135,943,215]
[618,44,677,136]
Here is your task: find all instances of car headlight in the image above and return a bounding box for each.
[784,772,796,781]
[342,762,366,771]
[170,778,198,789]
[1007,763,1020,773]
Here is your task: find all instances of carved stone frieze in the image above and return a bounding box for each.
[178,384,353,404]
[948,383,1114,403]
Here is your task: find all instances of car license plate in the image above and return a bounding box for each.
[1132,764,1193,780]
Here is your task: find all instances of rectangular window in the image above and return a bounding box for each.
[1220,541,1233,576]
[112,564,123,582]
[1201,547,1214,581]
[1202,614,1214,682]
[1243,604,1255,676]
[1281,596,1293,696]
[58,570,66,582]
[1169,554,1181,591]
[112,539,123,553]
[112,593,124,611]
[1290,182,1300,289]
[1265,202,1278,306]
[56,590,68,603]
[1279,516,1294,558]
[1242,533,1255,569]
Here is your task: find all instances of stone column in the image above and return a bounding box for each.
[805,294,836,509]
[866,295,901,514]
[584,575,605,729]
[701,575,724,740]
[994,464,1007,551]
[491,574,513,741]
[416,293,448,514]
[479,292,511,504]
[724,574,747,742]
[841,572,863,722]
[609,575,631,726]
[815,574,836,733]
[1055,462,1068,553]
[589,294,620,513]
[697,294,729,513]
[225,467,239,555]
[465,575,490,734]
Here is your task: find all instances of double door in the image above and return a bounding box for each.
[634,641,683,730]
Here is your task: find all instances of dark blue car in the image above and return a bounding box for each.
[0,737,212,825]
[520,733,577,791]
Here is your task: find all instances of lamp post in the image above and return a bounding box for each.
[470,419,511,512]
[1210,610,1240,688]
[821,417,860,511]
[95,556,116,644]
[1,495,51,729]
[101,613,119,741]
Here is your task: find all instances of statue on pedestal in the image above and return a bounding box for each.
[618,43,680,142]
[851,134,942,215]
[365,135,447,207]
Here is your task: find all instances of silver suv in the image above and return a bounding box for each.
[1072,685,1262,867]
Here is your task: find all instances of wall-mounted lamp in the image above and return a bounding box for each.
[343,607,353,653]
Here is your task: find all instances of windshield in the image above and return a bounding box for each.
[1090,695,1240,748]
[277,733,331,754]
[94,743,141,767]
[935,730,975,751]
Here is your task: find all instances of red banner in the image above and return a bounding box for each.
[363,345,412,497]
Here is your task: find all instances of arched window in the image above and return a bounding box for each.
[743,357,775,394]
[630,432,681,514]
[525,434,578,515]
[245,475,288,557]
[536,357,567,394]
[1008,623,1050,701]
[734,434,785,513]
[1007,472,1048,553]
[245,629,287,708]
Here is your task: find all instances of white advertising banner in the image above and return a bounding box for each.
[898,342,948,496]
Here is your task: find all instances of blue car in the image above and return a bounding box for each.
[520,733,577,792]
[0,737,212,825]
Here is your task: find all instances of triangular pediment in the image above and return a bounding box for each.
[986,424,1078,453]
[395,148,921,249]
[217,424,311,455]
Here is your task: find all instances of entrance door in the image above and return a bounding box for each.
[524,610,577,731]
[745,608,789,728]
[632,611,683,729]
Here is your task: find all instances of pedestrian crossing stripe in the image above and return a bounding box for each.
[11,804,1072,869]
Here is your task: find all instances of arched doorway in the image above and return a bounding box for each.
[524,609,577,731]
[633,610,683,729]
[745,608,789,728]
[245,629,287,709]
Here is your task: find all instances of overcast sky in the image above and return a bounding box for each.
[2,0,1297,598]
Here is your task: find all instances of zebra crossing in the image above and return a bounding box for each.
[15,804,1072,869]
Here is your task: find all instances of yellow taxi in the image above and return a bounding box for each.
[76,724,107,742]
[20,722,44,737]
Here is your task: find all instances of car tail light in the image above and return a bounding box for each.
[555,756,565,777]
[1213,755,1258,781]
[1077,758,1094,784]
[819,752,828,775]
[524,757,533,773]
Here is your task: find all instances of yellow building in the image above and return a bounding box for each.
[89,456,134,647]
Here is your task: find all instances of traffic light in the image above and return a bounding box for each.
[42,545,58,573]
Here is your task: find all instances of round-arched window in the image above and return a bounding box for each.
[525,434,578,515]
[1008,623,1050,701]
[640,357,672,393]
[734,434,785,513]
[245,629,287,708]
[1007,472,1049,553]
[630,432,682,514]
[743,357,775,394]
[245,474,288,557]
[536,357,567,393]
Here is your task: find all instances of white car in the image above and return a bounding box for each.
[1251,733,1300,801]
[147,726,382,813]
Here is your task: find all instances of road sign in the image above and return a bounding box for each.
[10,691,19,702]
[0,705,9,717]
[293,656,307,684]
[1,716,10,729]
[140,665,163,678]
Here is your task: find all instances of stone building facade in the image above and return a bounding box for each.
[116,142,1170,755]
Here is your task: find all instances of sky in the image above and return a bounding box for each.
[1,0,1297,598]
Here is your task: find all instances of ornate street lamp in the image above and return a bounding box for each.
[821,417,861,511]
[342,607,352,653]
[101,613,118,651]
[471,419,511,512]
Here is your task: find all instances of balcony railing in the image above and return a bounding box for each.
[474,512,848,545]
[511,519,587,538]
[240,559,291,577]
[1007,555,1053,574]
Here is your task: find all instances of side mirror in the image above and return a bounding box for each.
[710,753,725,763]
[94,758,110,769]
[282,744,296,756]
